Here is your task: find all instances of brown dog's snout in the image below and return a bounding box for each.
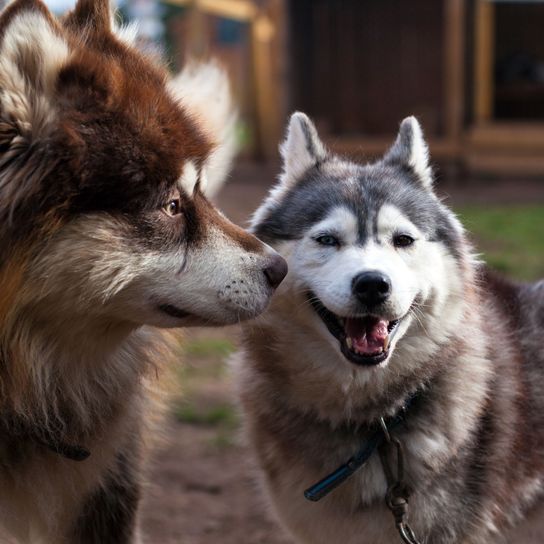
[263,254,288,289]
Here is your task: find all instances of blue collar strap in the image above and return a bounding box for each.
[304,391,419,502]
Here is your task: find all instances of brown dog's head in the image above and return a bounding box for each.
[0,0,286,329]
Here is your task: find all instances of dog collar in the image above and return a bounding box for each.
[34,435,91,462]
[304,391,419,502]
[1,416,90,462]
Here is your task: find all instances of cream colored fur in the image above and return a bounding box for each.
[169,61,238,197]
[0,12,70,141]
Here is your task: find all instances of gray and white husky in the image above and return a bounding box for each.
[235,112,544,543]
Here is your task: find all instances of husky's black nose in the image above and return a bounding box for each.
[263,255,288,289]
[352,271,391,306]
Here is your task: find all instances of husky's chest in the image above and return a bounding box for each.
[246,386,461,544]
[265,451,402,544]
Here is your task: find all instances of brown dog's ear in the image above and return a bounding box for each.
[0,0,71,219]
[64,0,112,34]
[0,0,70,139]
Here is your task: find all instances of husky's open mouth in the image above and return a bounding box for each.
[308,293,401,366]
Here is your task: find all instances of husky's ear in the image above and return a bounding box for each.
[279,112,327,186]
[383,116,433,190]
[64,0,112,33]
[0,0,70,144]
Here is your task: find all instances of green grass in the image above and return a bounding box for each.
[174,403,238,428]
[184,337,236,359]
[175,337,236,382]
[208,430,237,450]
[456,205,544,281]
[172,334,239,448]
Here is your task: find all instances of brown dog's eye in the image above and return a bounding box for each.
[163,199,182,217]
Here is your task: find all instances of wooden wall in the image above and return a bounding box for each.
[289,0,446,137]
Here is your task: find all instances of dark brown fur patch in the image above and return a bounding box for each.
[71,451,141,543]
[52,47,211,215]
[63,0,111,34]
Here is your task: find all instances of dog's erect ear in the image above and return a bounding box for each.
[383,117,433,190]
[249,112,326,230]
[0,0,70,216]
[279,112,327,186]
[64,0,112,34]
[0,0,70,144]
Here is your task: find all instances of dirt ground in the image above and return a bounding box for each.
[141,417,292,544]
[140,163,544,544]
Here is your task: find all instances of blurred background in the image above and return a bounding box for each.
[41,0,544,541]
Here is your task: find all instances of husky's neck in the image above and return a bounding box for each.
[0,309,156,438]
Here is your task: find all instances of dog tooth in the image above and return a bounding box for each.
[346,337,353,349]
[383,335,390,351]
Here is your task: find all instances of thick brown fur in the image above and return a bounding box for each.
[0,0,286,541]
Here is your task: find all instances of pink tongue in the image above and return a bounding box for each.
[345,317,389,355]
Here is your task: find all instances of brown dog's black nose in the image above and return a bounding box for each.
[263,255,288,289]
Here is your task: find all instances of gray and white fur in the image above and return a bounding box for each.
[235,112,544,543]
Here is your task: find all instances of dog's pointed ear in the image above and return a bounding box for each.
[279,112,327,186]
[0,0,71,216]
[383,116,433,190]
[0,0,70,142]
[65,0,112,34]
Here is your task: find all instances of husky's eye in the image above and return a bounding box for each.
[393,234,415,248]
[163,199,182,217]
[315,234,339,247]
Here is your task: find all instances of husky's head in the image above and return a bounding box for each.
[252,113,469,371]
[0,0,286,332]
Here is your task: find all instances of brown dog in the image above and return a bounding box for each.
[0,0,286,541]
